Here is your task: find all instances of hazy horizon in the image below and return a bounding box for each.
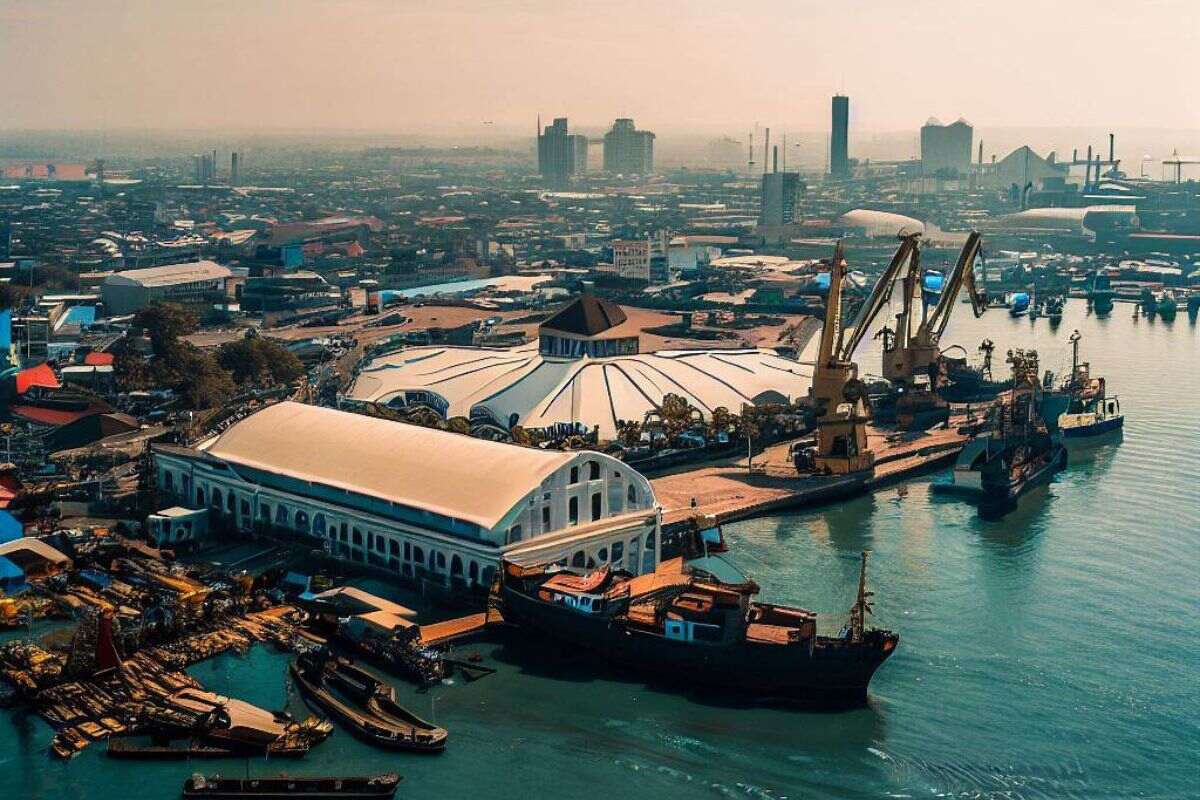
[3,0,1199,136]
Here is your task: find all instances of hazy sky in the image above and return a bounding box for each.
[2,0,1198,134]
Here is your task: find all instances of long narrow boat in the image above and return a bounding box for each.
[183,772,400,800]
[107,735,239,760]
[289,658,446,753]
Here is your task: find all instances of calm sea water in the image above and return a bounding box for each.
[3,301,1197,799]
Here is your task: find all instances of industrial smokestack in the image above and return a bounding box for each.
[772,145,778,173]
[1086,145,1093,186]
[763,128,770,175]
[978,141,983,166]
[1109,132,1114,163]
[231,152,239,185]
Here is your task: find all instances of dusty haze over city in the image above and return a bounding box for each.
[2,0,1198,166]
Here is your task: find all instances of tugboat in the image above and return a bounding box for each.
[496,518,898,707]
[183,772,400,800]
[1058,331,1124,440]
[935,349,1067,516]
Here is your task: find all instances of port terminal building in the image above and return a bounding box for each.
[152,402,661,590]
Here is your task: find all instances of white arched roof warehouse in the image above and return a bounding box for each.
[345,342,813,439]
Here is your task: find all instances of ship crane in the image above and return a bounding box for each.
[803,238,919,476]
[881,230,986,388]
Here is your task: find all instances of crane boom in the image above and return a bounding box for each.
[924,231,984,341]
[841,233,919,360]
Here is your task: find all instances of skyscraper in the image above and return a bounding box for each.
[830,95,850,178]
[920,118,973,176]
[602,118,655,174]
[538,117,588,185]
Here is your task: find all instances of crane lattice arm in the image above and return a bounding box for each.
[839,233,920,361]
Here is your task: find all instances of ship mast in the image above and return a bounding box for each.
[849,550,874,642]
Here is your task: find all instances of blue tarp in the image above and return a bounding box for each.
[0,554,25,593]
[0,511,22,544]
[78,568,113,591]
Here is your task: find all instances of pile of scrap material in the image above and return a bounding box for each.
[0,641,66,695]
[31,607,314,758]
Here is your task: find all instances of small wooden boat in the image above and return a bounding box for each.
[78,721,108,740]
[99,716,127,735]
[290,659,446,753]
[183,772,400,800]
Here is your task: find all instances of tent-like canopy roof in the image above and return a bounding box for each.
[347,344,813,439]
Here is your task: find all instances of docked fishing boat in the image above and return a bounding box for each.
[934,349,1067,516]
[289,653,447,752]
[183,772,400,800]
[940,340,1011,403]
[497,520,897,707]
[1044,295,1065,323]
[1058,332,1124,440]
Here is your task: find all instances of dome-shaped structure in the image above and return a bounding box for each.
[836,209,926,239]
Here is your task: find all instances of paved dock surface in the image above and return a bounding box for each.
[653,425,968,526]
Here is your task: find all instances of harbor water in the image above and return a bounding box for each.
[3,301,1197,799]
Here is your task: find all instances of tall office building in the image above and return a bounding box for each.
[760,171,804,227]
[538,117,588,185]
[602,118,655,174]
[830,95,850,178]
[920,118,973,175]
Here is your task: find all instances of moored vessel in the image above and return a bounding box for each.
[183,772,400,800]
[1057,331,1124,440]
[496,519,897,707]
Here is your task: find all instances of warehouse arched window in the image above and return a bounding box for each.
[451,555,464,577]
[295,511,309,533]
[588,460,601,480]
[196,487,206,507]
[312,513,326,536]
[210,488,222,510]
[627,485,638,508]
[572,551,586,568]
[568,497,578,526]
[275,506,289,527]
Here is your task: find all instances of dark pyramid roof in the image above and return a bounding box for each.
[539,294,628,337]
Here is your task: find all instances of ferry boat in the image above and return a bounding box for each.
[183,772,400,800]
[496,520,898,707]
[1058,332,1124,439]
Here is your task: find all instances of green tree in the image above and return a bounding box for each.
[217,337,304,386]
[134,302,198,355]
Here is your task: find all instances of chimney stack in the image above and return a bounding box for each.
[772,145,778,173]
[763,128,770,175]
[1108,132,1115,164]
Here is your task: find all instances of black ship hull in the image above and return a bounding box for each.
[978,443,1067,517]
[183,773,399,800]
[499,586,895,707]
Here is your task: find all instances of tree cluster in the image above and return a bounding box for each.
[114,302,304,410]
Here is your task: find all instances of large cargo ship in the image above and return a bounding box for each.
[496,522,897,707]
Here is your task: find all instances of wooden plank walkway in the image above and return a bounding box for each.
[418,607,504,647]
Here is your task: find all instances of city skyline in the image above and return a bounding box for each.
[1,0,1198,133]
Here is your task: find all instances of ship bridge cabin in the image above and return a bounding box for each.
[152,402,661,594]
